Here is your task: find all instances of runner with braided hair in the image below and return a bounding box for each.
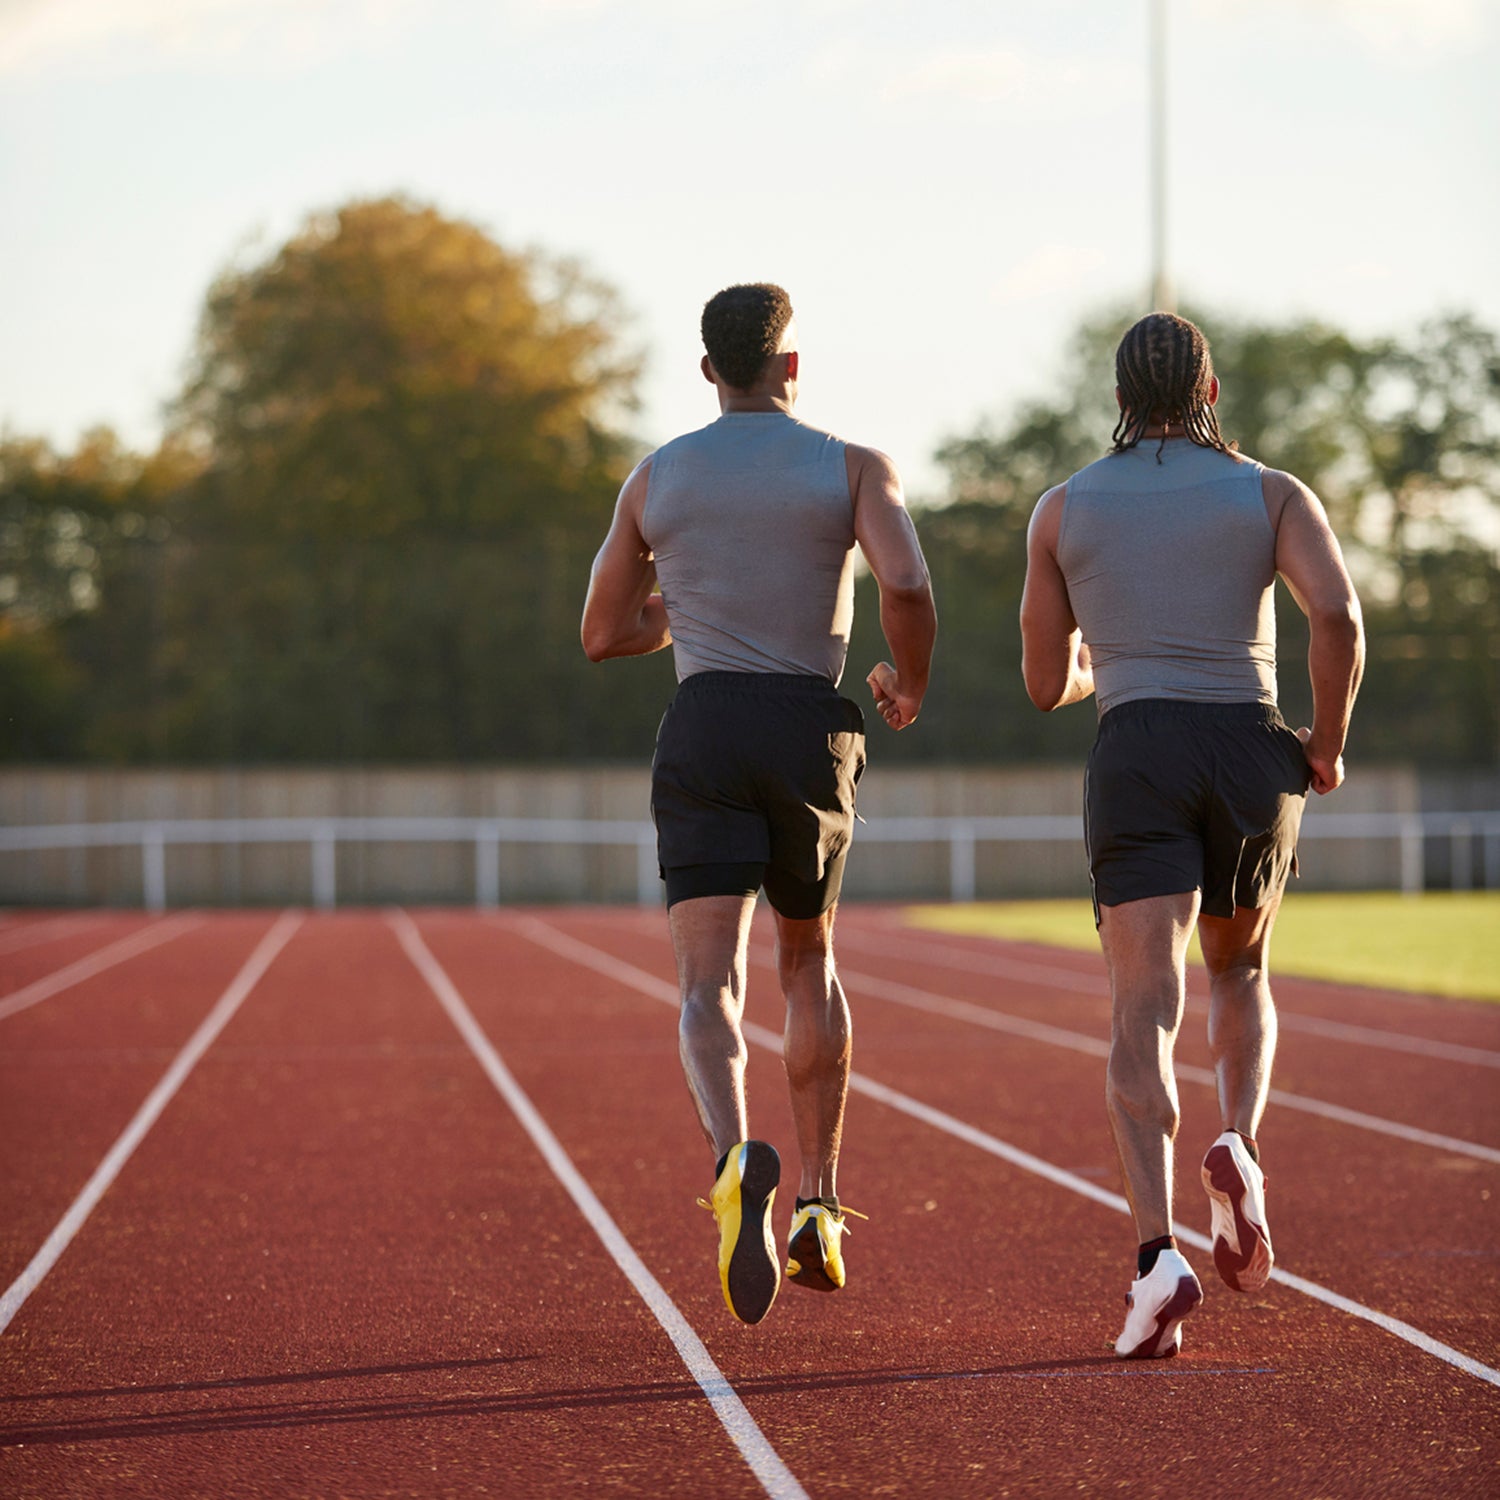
[1020,311,1364,1359]
[1111,312,1233,457]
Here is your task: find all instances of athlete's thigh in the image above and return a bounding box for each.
[1098,891,1199,1042]
[668,893,758,999]
[1197,890,1282,977]
[770,900,837,965]
[1098,891,1200,989]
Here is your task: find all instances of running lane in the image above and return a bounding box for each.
[0,913,272,1290]
[0,911,193,1003]
[5,909,1496,1497]
[823,904,1500,1356]
[0,913,782,1500]
[518,905,1500,1496]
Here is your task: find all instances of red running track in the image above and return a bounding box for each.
[1,906,1496,1498]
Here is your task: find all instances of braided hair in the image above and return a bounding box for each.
[1111,312,1234,460]
[701,283,794,391]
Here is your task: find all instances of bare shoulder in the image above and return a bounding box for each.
[844,441,900,476]
[1028,482,1069,547]
[1260,466,1325,531]
[844,442,904,503]
[618,453,654,518]
[624,452,654,490]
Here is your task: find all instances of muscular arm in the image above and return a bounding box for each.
[848,444,937,730]
[580,459,672,662]
[1020,484,1094,711]
[1265,470,1364,793]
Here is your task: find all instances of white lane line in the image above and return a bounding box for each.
[0,914,108,957]
[835,925,1500,1068]
[388,911,808,1500]
[0,914,205,1022]
[845,1074,1500,1392]
[0,911,301,1336]
[1267,1013,1500,1069]
[517,917,1500,1393]
[838,924,1106,993]
[523,916,1500,1162]
[814,961,1500,1168]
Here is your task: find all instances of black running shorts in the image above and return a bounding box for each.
[1084,699,1313,923]
[651,672,866,919]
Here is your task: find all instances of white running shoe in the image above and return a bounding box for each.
[1115,1248,1203,1360]
[1201,1131,1273,1294]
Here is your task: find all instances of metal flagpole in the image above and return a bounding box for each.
[1149,0,1174,312]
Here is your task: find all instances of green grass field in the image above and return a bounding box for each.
[903,892,1500,1002]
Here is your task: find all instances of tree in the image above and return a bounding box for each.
[77,196,668,763]
[11,267,1495,769]
[173,197,639,539]
[0,430,189,758]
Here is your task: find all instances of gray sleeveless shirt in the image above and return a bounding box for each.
[1057,442,1277,715]
[642,412,855,683]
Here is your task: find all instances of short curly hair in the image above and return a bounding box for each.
[701,283,794,391]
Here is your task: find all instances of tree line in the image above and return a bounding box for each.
[3,197,1496,767]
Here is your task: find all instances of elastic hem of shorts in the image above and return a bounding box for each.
[675,670,838,697]
[664,861,764,909]
[1099,697,1284,726]
[1095,885,1238,922]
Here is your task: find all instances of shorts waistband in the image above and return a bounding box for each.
[675,671,839,698]
[1101,698,1285,726]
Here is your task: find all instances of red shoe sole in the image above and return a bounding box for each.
[1118,1275,1203,1360]
[1203,1143,1273,1294]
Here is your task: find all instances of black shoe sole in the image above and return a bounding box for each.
[787,1218,839,1292]
[725,1141,780,1324]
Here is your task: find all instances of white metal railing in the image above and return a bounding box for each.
[0,817,660,912]
[3,810,1499,910]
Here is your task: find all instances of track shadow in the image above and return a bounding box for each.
[0,1353,1269,1448]
[0,1352,540,1406]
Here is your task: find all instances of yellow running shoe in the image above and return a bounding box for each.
[698,1141,781,1324]
[785,1199,867,1292]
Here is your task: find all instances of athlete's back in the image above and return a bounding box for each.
[1058,443,1277,714]
[643,410,855,682]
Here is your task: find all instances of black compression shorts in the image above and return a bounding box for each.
[651,672,866,919]
[1084,699,1313,923]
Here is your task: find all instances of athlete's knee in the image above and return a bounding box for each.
[779,951,835,1002]
[1106,1039,1179,1132]
[1201,930,1272,990]
[1206,956,1268,992]
[679,977,742,1027]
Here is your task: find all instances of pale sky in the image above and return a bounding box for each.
[2,0,1496,497]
